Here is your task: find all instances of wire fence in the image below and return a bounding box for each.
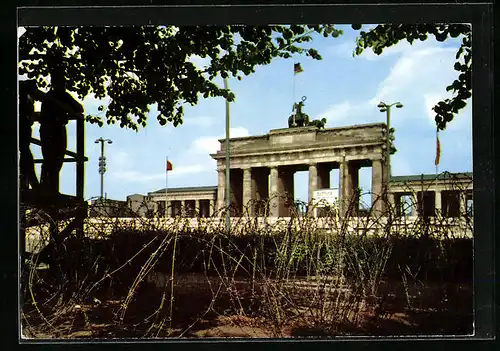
[20,172,473,338]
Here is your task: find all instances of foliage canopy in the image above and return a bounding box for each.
[19,24,471,131]
[19,25,342,131]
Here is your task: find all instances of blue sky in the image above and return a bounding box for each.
[20,25,472,204]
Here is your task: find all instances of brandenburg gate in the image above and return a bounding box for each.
[210,123,389,217]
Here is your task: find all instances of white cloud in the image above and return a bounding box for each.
[188,126,250,155]
[190,137,220,155]
[317,44,461,128]
[358,36,458,62]
[371,46,457,105]
[227,127,250,138]
[317,101,352,124]
[329,35,428,61]
[183,115,217,128]
[326,42,356,58]
[446,103,472,133]
[358,42,409,61]
[315,100,377,127]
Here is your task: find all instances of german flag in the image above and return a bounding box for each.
[435,132,441,166]
[167,159,173,171]
[294,62,303,75]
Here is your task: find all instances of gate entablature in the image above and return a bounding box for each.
[212,123,388,168]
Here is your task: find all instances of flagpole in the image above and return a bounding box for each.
[223,77,231,235]
[434,128,440,219]
[292,63,296,126]
[435,128,439,176]
[293,63,298,126]
[435,127,441,177]
[165,155,168,219]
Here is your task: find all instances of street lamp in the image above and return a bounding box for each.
[223,77,231,235]
[94,137,113,200]
[377,101,403,194]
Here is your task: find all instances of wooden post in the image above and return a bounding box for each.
[76,117,85,201]
[75,117,85,237]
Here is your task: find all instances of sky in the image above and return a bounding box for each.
[18,25,472,205]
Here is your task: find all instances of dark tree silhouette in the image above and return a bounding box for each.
[19,25,343,131]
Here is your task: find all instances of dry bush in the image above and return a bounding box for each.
[20,173,473,338]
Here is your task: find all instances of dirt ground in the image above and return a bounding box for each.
[21,274,473,339]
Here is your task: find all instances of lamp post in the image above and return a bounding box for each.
[223,77,231,235]
[377,101,403,195]
[94,138,113,200]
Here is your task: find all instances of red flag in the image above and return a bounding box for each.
[167,160,173,171]
[435,133,441,166]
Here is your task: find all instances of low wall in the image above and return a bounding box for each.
[24,216,473,253]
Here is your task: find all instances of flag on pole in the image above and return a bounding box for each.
[294,62,303,75]
[434,131,441,166]
[165,157,172,218]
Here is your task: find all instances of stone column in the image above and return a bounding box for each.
[229,169,243,216]
[278,167,295,217]
[339,161,347,216]
[242,167,253,216]
[371,158,384,213]
[308,163,318,204]
[163,200,169,217]
[410,195,417,216]
[181,200,186,217]
[195,199,200,217]
[209,199,215,216]
[351,162,360,214]
[217,169,225,213]
[177,201,182,216]
[269,167,279,217]
[342,161,358,215]
[435,190,442,217]
[459,192,467,217]
[387,192,395,214]
[392,193,401,216]
[308,164,318,216]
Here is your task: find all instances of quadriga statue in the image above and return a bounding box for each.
[308,117,327,129]
[288,96,310,128]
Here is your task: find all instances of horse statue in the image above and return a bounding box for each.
[308,117,327,129]
[288,96,310,128]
